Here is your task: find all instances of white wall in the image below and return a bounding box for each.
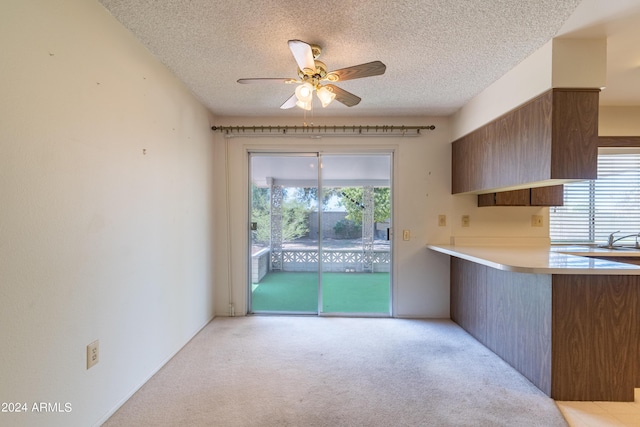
[451,38,606,141]
[211,110,557,320]
[210,113,551,319]
[0,1,216,426]
[211,116,454,318]
[1,1,636,425]
[211,38,606,321]
[451,40,554,141]
[446,37,609,250]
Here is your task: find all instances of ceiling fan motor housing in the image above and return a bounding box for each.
[297,60,328,81]
[310,44,321,59]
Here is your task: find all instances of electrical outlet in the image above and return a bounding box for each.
[531,215,543,227]
[87,340,99,369]
[403,229,410,241]
[462,215,470,227]
[438,215,447,227]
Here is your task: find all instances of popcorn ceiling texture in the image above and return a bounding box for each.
[98,0,582,117]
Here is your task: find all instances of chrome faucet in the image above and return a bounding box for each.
[605,231,640,249]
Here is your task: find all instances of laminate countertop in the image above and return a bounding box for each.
[426,244,640,275]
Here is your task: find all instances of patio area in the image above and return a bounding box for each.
[251,271,390,313]
[252,237,390,254]
[251,237,391,283]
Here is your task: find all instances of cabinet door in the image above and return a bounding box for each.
[477,185,564,207]
[478,189,529,206]
[495,189,530,205]
[530,185,563,206]
[450,258,487,344]
[452,89,599,194]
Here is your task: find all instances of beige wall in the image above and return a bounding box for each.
[0,1,216,426]
[451,40,554,140]
[446,37,612,251]
[3,0,638,425]
[599,106,640,135]
[211,115,551,319]
[452,38,607,141]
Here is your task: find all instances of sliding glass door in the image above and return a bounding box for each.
[249,152,392,316]
[249,154,319,314]
[319,154,391,314]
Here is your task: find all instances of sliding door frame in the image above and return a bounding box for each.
[248,152,320,315]
[246,148,395,317]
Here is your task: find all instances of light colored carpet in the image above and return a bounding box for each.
[103,317,567,426]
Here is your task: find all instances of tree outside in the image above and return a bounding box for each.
[251,185,312,245]
[251,185,390,244]
[338,187,391,224]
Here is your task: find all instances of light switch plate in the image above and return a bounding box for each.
[531,215,543,227]
[462,215,470,227]
[438,215,446,227]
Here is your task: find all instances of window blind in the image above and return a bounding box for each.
[550,151,640,244]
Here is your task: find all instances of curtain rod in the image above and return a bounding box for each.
[210,125,435,138]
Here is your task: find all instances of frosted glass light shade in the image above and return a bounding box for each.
[295,83,313,103]
[316,86,336,108]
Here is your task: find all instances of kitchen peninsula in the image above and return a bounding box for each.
[428,244,640,402]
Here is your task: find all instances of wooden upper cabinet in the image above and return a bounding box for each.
[452,89,600,194]
[598,136,640,147]
[530,186,564,206]
[477,185,564,207]
[496,189,530,206]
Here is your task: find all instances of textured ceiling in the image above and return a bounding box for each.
[98,0,639,118]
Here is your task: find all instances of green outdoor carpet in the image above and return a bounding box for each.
[251,272,390,313]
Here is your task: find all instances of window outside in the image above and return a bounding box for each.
[550,150,640,245]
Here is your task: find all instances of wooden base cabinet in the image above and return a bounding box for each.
[450,257,640,401]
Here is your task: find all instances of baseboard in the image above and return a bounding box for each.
[93,314,216,427]
[393,314,452,320]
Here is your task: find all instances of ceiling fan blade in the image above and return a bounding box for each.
[237,78,298,84]
[324,84,361,107]
[325,61,386,82]
[280,93,298,109]
[288,40,316,73]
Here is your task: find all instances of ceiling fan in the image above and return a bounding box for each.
[237,40,386,110]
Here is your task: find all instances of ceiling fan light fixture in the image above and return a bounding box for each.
[316,85,336,108]
[295,82,313,103]
[237,40,386,111]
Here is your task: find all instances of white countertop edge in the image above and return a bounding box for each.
[427,244,640,275]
